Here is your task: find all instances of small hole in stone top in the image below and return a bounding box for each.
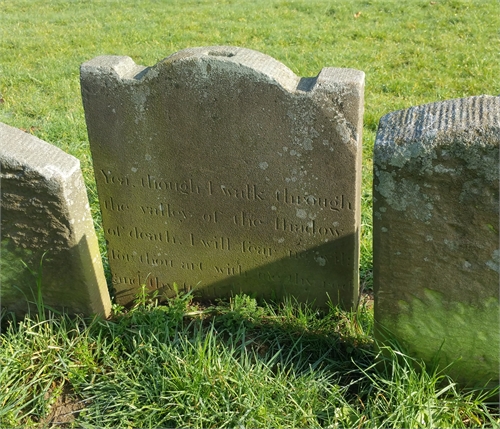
[207,50,236,57]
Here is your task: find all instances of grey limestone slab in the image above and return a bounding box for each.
[0,122,111,317]
[81,46,364,309]
[373,95,499,388]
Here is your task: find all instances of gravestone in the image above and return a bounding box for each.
[0,122,111,317]
[80,46,364,309]
[373,95,499,387]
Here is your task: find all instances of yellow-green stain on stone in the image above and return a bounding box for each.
[378,288,499,388]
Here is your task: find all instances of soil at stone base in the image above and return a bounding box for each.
[360,290,374,309]
[40,384,87,428]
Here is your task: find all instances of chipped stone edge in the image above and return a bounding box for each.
[80,46,365,98]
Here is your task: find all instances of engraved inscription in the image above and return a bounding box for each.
[100,175,353,295]
[141,176,208,195]
[220,184,264,200]
[241,240,273,257]
[128,227,182,244]
[83,50,363,310]
[191,234,231,250]
[214,263,243,275]
[100,177,352,275]
[104,197,130,211]
[109,248,135,261]
[258,271,313,286]
[276,188,353,211]
[275,217,342,236]
[201,211,221,223]
[233,211,265,227]
[139,253,174,267]
[180,261,203,270]
[288,250,351,267]
[139,203,187,220]
[106,226,126,236]
[100,170,131,186]
[111,273,195,293]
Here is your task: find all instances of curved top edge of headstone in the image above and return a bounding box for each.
[375,95,500,151]
[80,46,364,94]
[160,46,300,91]
[0,122,80,181]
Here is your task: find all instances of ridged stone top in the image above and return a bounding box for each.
[375,95,500,168]
[0,122,80,182]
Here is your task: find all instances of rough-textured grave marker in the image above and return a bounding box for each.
[373,95,499,387]
[81,46,364,309]
[0,122,111,317]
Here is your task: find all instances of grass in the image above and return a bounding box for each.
[1,293,498,428]
[1,0,499,279]
[1,0,499,427]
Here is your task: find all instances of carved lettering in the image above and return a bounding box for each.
[323,281,352,290]
[258,271,312,286]
[106,225,126,236]
[202,211,221,223]
[220,184,264,201]
[109,248,135,261]
[288,250,350,266]
[139,203,187,220]
[275,217,342,236]
[112,274,140,285]
[100,170,131,186]
[141,176,202,194]
[276,188,352,211]
[213,263,243,275]
[128,227,181,243]
[241,240,272,257]
[180,261,203,270]
[199,236,230,250]
[288,250,308,259]
[332,252,351,266]
[146,276,170,289]
[175,281,195,293]
[104,197,130,211]
[139,252,174,267]
[233,211,265,227]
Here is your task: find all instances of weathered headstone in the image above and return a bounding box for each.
[373,95,499,387]
[81,46,364,309]
[0,122,111,317]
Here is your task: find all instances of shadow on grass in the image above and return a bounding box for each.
[1,291,498,428]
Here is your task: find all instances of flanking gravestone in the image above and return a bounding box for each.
[0,122,111,318]
[80,46,364,309]
[373,95,499,388]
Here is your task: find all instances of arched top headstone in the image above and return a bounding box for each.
[81,46,364,309]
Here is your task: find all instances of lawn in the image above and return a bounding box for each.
[1,0,499,427]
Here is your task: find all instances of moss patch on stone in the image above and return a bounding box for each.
[377,288,499,389]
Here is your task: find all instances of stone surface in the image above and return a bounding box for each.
[373,95,500,388]
[0,122,111,317]
[80,46,364,309]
